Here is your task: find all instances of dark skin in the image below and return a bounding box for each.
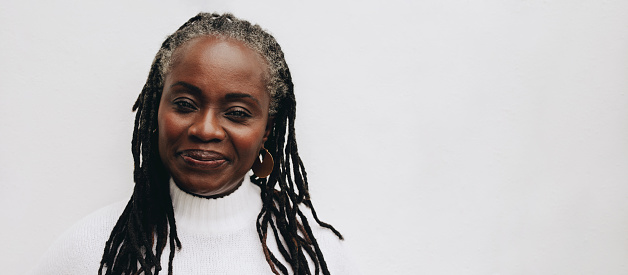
[158,36,273,197]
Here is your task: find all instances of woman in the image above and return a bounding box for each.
[33,12,355,275]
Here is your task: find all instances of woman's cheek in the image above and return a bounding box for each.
[233,123,267,157]
[159,112,188,153]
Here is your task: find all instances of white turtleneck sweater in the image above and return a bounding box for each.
[31,174,358,274]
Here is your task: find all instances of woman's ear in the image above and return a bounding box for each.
[262,116,274,143]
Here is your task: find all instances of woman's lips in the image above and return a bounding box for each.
[179,150,227,169]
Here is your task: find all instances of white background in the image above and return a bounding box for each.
[2,0,628,274]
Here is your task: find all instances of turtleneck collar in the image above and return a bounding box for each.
[169,172,263,234]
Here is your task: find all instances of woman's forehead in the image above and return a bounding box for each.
[169,35,269,77]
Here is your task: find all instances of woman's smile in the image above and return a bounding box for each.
[179,150,228,169]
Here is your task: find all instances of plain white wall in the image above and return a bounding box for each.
[2,0,628,274]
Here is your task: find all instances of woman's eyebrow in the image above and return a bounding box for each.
[169,81,202,95]
[225,92,260,106]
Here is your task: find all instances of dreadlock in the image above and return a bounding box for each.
[99,12,342,275]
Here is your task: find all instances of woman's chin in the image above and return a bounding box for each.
[173,175,244,198]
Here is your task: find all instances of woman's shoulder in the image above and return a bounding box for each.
[69,200,128,232]
[29,201,127,274]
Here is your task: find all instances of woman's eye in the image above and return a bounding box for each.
[226,109,252,120]
[173,99,196,112]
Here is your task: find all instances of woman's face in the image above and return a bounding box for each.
[157,36,272,197]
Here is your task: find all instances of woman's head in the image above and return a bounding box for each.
[133,13,296,196]
[157,36,273,197]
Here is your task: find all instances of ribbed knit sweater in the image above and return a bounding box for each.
[31,174,358,274]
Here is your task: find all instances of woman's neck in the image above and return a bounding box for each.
[169,173,262,234]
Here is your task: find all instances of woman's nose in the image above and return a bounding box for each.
[188,111,226,142]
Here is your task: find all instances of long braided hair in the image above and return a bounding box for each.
[98,12,342,275]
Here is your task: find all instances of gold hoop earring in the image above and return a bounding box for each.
[252,147,274,178]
